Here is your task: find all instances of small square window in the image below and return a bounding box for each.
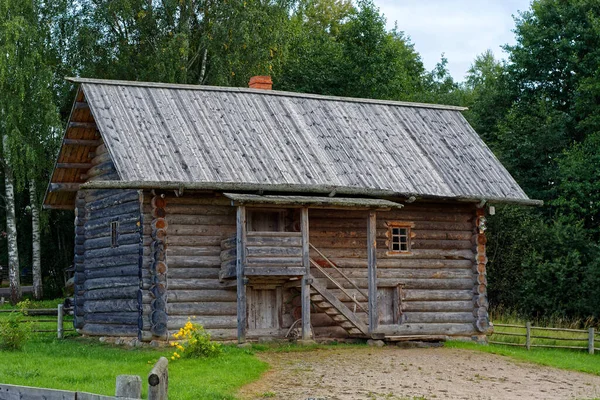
[389,224,411,253]
[111,220,119,248]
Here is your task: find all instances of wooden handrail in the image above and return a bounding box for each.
[309,243,369,300]
[309,258,368,315]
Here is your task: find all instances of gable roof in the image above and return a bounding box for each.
[44,77,540,209]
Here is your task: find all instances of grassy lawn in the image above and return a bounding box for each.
[446,340,600,376]
[0,336,268,399]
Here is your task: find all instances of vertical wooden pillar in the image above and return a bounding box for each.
[367,210,378,333]
[589,328,595,355]
[301,207,312,340]
[236,206,247,343]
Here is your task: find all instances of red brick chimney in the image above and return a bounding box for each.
[249,76,273,90]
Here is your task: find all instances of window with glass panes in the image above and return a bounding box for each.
[390,225,410,253]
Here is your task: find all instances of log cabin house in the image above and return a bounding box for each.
[43,76,541,343]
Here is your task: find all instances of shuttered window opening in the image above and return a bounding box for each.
[111,220,119,248]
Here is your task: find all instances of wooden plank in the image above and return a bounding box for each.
[301,207,311,340]
[367,210,377,333]
[236,206,247,343]
[245,267,305,276]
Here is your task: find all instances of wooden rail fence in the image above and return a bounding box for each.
[0,304,76,338]
[491,323,598,354]
[0,357,169,400]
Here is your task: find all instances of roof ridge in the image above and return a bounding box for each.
[65,76,468,112]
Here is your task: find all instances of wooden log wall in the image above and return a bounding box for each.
[77,189,143,337]
[73,192,86,329]
[474,207,490,333]
[148,193,168,339]
[140,192,238,341]
[307,203,479,338]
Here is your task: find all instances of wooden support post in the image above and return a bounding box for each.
[367,210,378,333]
[589,328,595,355]
[236,206,247,343]
[57,304,64,339]
[115,375,142,399]
[300,207,312,340]
[148,357,168,400]
[526,322,531,351]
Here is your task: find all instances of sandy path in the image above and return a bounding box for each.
[239,347,600,400]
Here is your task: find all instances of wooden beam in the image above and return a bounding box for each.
[73,101,89,110]
[42,204,74,210]
[63,138,101,146]
[68,121,97,130]
[56,163,93,169]
[301,207,312,340]
[367,210,378,333]
[48,183,81,192]
[236,206,247,343]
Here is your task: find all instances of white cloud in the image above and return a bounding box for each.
[375,0,532,81]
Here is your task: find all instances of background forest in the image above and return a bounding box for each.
[0,0,598,320]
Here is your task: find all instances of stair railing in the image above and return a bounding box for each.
[309,243,369,315]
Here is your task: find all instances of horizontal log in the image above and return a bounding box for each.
[91,151,112,166]
[157,246,216,259]
[375,323,477,336]
[86,160,116,179]
[142,290,237,304]
[166,278,236,290]
[81,323,137,337]
[85,202,140,221]
[167,268,220,279]
[88,171,119,181]
[403,290,474,301]
[85,233,140,250]
[145,195,231,206]
[246,235,303,247]
[402,301,475,312]
[246,257,303,266]
[56,162,93,169]
[86,190,140,212]
[85,312,139,325]
[141,302,237,316]
[167,256,221,268]
[312,268,474,280]
[84,299,138,313]
[85,244,140,260]
[85,286,139,300]
[160,204,235,215]
[84,254,139,269]
[84,208,140,230]
[84,276,139,290]
[310,248,475,261]
[308,219,473,230]
[246,246,302,257]
[141,315,237,330]
[159,215,236,226]
[245,267,305,276]
[312,278,474,291]
[160,235,232,246]
[85,264,139,279]
[402,312,476,324]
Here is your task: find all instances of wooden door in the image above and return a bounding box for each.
[247,287,283,330]
[378,287,401,325]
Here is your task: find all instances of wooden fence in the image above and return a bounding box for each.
[490,322,598,354]
[0,357,169,400]
[0,304,75,338]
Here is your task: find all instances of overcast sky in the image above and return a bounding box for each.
[374,0,532,82]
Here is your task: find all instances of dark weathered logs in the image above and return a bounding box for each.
[83,299,138,313]
[85,286,139,300]
[85,265,139,279]
[80,323,138,337]
[85,312,139,325]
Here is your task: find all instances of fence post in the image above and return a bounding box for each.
[526,322,531,351]
[148,357,168,400]
[589,328,595,355]
[57,304,64,339]
[116,375,142,399]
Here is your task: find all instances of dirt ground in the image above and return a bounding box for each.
[239,347,600,400]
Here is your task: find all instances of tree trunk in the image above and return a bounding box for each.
[3,135,21,304]
[30,179,42,300]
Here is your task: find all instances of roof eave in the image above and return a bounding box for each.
[79,180,543,207]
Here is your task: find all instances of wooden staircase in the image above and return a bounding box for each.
[310,278,369,337]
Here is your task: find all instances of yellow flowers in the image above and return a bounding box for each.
[169,319,222,360]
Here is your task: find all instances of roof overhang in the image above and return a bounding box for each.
[223,193,403,210]
[79,180,544,206]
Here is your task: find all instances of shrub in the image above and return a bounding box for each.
[170,320,222,359]
[0,309,32,351]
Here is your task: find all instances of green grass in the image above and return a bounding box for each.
[446,341,600,376]
[0,336,268,399]
[0,298,65,310]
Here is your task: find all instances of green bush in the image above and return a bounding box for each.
[0,313,31,351]
[171,320,222,359]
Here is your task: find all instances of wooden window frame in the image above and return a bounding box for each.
[387,221,413,255]
[110,219,119,248]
